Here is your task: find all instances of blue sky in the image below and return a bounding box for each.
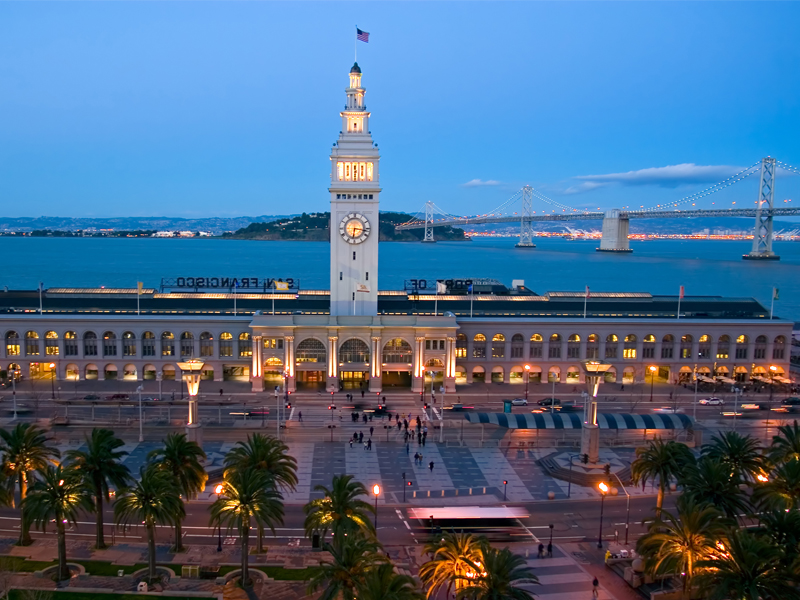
[1,2,799,218]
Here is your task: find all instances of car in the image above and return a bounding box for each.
[654,406,683,414]
[537,398,561,407]
[105,393,130,401]
[510,398,528,406]
[444,403,474,411]
[698,397,724,406]
[782,397,800,406]
[83,394,100,401]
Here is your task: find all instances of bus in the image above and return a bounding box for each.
[407,506,531,541]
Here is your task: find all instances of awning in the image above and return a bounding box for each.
[463,412,693,430]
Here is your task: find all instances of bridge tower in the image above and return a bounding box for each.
[743,157,780,261]
[515,186,536,248]
[422,201,436,243]
[597,209,632,253]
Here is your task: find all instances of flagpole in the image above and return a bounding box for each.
[676,294,681,320]
[137,286,140,317]
[355,25,357,61]
[770,288,775,320]
[435,292,438,317]
[583,287,588,319]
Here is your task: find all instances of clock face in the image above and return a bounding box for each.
[339,213,371,244]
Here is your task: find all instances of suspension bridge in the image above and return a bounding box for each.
[395,157,800,260]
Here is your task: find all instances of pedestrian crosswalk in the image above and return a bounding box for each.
[521,546,613,600]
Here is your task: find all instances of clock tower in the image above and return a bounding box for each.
[329,62,381,316]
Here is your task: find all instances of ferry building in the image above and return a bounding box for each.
[0,64,793,394]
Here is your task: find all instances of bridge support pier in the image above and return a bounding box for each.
[596,209,632,253]
[515,185,536,248]
[743,157,780,261]
[422,201,436,244]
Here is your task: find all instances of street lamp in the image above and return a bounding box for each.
[503,480,508,501]
[767,365,778,435]
[372,484,380,529]
[177,359,205,446]
[581,361,613,465]
[548,523,554,549]
[136,385,144,442]
[597,482,609,548]
[215,484,223,551]
[49,363,56,399]
[11,369,19,420]
[649,365,657,402]
[524,364,531,401]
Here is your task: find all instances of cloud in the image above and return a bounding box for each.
[567,163,745,194]
[462,179,501,187]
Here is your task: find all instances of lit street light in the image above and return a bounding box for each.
[649,365,657,402]
[597,482,609,549]
[215,484,223,551]
[49,362,56,399]
[372,484,380,529]
[524,364,530,401]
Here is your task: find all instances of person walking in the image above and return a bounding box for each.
[349,436,354,448]
[406,442,410,455]
[414,452,419,464]
[359,431,364,443]
[537,543,544,558]
[547,542,552,558]
[219,388,223,396]
[369,426,374,436]
[429,461,434,472]
[298,411,302,422]
[361,390,365,398]
[367,438,372,450]
[592,577,599,598]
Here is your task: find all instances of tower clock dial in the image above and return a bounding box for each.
[339,213,371,244]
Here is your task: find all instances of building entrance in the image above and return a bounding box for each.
[297,370,325,389]
[382,371,411,387]
[340,371,368,389]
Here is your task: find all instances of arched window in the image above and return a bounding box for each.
[717,335,730,359]
[238,333,252,358]
[219,332,233,357]
[161,332,175,357]
[122,332,136,357]
[382,338,412,364]
[567,334,580,359]
[473,334,487,359]
[45,331,59,356]
[698,335,711,359]
[456,333,467,359]
[142,332,155,356]
[200,332,213,357]
[774,335,786,360]
[64,331,78,356]
[103,332,117,357]
[549,334,561,359]
[511,334,524,358]
[297,338,327,363]
[586,334,599,359]
[643,334,655,359]
[180,332,194,357]
[25,331,40,356]
[680,334,693,359]
[661,334,674,359]
[340,338,370,363]
[491,334,505,358]
[736,335,748,359]
[623,334,637,359]
[605,334,618,359]
[755,335,767,359]
[84,332,98,357]
[530,334,543,358]
[5,331,19,357]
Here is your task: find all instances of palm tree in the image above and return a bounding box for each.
[224,433,296,552]
[760,509,800,569]
[752,458,800,511]
[0,423,60,545]
[701,431,764,484]
[458,544,539,600]
[210,469,284,588]
[695,529,800,600]
[24,465,93,581]
[114,466,184,583]
[223,433,298,491]
[636,498,726,595]
[679,457,750,520]
[769,420,800,464]
[357,563,424,600]
[66,428,131,549]
[148,433,207,552]
[304,474,375,548]
[631,438,695,515]
[419,531,484,599]
[307,534,386,600]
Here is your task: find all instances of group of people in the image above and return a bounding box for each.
[349,430,372,450]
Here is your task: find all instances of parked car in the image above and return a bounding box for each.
[698,397,724,406]
[105,394,130,401]
[537,398,561,407]
[782,397,800,407]
[510,398,528,406]
[83,394,100,401]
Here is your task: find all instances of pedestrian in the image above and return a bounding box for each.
[361,390,365,398]
[547,542,552,557]
[359,431,363,443]
[592,577,599,598]
[219,388,223,396]
[422,435,426,447]
[364,441,368,451]
[370,426,374,436]
[398,421,402,431]
[414,452,419,464]
[367,438,372,450]
[429,461,434,472]
[621,384,625,391]
[406,443,410,455]
[538,543,544,558]
[349,436,353,448]
[396,414,400,423]
[298,411,303,422]
[418,432,422,445]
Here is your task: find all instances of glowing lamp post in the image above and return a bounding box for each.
[649,365,657,402]
[581,361,612,464]
[597,481,609,548]
[372,484,380,529]
[215,483,223,551]
[524,364,531,401]
[49,362,56,399]
[177,359,205,446]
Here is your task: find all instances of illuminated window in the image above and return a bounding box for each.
[623,348,637,359]
[736,335,748,359]
[239,333,252,358]
[45,331,59,356]
[161,332,175,357]
[337,162,344,181]
[297,338,326,363]
[382,338,412,363]
[473,334,486,358]
[180,332,194,357]
[698,335,711,359]
[716,335,730,359]
[64,331,78,356]
[345,163,351,180]
[586,333,599,359]
[530,334,543,358]
[367,162,373,181]
[491,334,505,358]
[200,332,213,357]
[549,334,561,359]
[643,334,655,359]
[142,332,155,356]
[123,332,136,356]
[263,338,284,350]
[5,331,20,357]
[25,331,40,356]
[220,332,233,357]
[103,332,117,357]
[359,163,365,180]
[340,338,370,363]
[773,335,786,360]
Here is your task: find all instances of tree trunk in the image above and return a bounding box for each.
[241,520,250,588]
[656,484,665,516]
[95,480,106,549]
[147,521,157,582]
[257,522,264,553]
[174,519,184,552]
[57,520,70,581]
[18,473,31,546]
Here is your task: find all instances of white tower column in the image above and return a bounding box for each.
[327,336,339,391]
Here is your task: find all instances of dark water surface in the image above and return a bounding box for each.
[3,237,798,320]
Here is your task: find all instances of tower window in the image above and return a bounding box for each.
[339,272,342,281]
[366,272,369,280]
[359,163,365,180]
[367,163,373,181]
[353,251,356,260]
[337,163,344,181]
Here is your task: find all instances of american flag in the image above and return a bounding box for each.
[357,28,370,43]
